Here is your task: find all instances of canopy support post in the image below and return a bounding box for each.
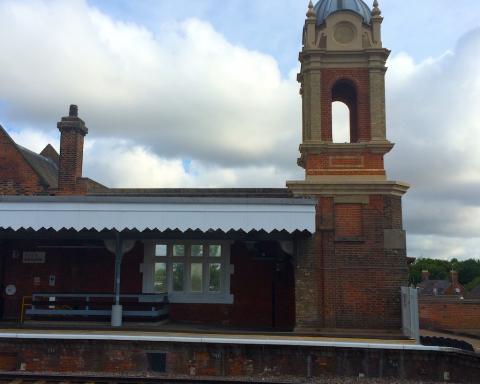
[112,231,123,327]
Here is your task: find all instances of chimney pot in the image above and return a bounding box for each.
[69,104,78,117]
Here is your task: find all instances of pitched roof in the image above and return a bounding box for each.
[16,144,58,189]
[0,124,58,190]
[40,144,59,166]
[418,279,450,296]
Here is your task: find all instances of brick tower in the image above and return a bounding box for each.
[288,0,410,330]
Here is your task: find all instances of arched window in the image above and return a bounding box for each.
[331,80,359,143]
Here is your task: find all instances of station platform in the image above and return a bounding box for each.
[0,322,451,353]
[0,322,478,382]
[2,320,409,339]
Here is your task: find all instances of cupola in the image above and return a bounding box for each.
[314,0,372,25]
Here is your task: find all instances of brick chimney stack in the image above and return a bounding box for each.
[450,270,459,285]
[421,270,430,282]
[445,270,465,296]
[57,105,88,194]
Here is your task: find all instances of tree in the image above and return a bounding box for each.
[465,276,480,292]
[456,259,480,285]
[409,258,450,285]
[409,258,480,288]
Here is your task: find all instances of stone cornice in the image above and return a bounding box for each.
[299,49,390,70]
[286,180,410,197]
[300,48,390,58]
[299,141,394,155]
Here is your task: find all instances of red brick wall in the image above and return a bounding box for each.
[320,68,371,142]
[306,153,386,177]
[0,129,47,195]
[2,242,143,319]
[305,195,408,329]
[420,298,480,330]
[335,204,362,238]
[2,241,295,329]
[0,338,479,382]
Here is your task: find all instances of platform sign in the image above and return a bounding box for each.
[22,251,46,264]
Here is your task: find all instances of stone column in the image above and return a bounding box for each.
[369,68,387,141]
[302,70,322,142]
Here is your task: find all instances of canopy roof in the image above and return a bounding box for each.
[0,196,316,234]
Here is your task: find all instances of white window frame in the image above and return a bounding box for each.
[141,240,234,304]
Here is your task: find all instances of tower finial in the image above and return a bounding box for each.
[372,0,381,16]
[306,0,316,19]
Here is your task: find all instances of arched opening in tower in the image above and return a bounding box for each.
[331,80,359,143]
[332,101,350,143]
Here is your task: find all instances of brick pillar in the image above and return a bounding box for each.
[294,234,323,331]
[382,195,409,328]
[317,197,336,328]
[57,105,88,194]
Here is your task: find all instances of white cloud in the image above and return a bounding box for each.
[386,29,480,259]
[84,139,190,188]
[0,0,300,168]
[83,138,296,188]
[408,235,480,261]
[9,129,59,153]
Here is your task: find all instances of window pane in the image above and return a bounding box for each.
[209,263,221,292]
[191,245,203,257]
[172,263,184,292]
[155,244,167,257]
[209,245,221,257]
[154,263,167,292]
[191,263,203,292]
[173,244,185,257]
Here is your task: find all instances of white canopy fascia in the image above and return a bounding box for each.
[0,196,316,234]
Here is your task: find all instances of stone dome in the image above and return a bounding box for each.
[314,0,372,25]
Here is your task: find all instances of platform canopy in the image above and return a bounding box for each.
[0,196,316,234]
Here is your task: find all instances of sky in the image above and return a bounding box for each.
[0,0,479,260]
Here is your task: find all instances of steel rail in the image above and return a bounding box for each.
[0,372,298,384]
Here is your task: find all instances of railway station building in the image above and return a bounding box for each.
[0,0,410,334]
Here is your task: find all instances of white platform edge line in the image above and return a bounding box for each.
[0,332,460,353]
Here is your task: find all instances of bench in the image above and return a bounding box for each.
[24,293,169,320]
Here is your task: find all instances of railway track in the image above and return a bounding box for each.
[0,373,299,384]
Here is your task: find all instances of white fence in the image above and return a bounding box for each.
[401,286,420,343]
